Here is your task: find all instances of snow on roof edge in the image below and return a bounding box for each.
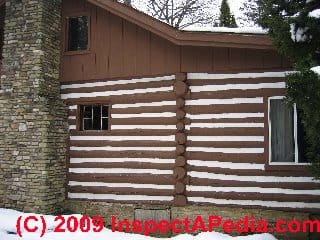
[182,26,268,35]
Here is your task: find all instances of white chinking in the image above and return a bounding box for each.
[188,136,264,142]
[190,82,285,93]
[186,112,264,119]
[189,171,320,183]
[187,160,265,170]
[70,135,175,141]
[61,86,173,99]
[70,146,175,151]
[68,193,173,201]
[70,158,175,164]
[186,97,263,105]
[61,75,175,89]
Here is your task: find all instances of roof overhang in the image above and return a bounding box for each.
[87,0,273,50]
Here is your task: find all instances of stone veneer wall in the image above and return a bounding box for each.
[65,200,315,240]
[0,0,68,213]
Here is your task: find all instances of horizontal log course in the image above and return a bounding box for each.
[190,89,286,99]
[69,173,175,185]
[190,177,320,190]
[186,191,320,203]
[187,77,285,86]
[61,80,174,94]
[69,186,174,196]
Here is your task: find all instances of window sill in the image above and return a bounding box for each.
[70,130,111,135]
[63,50,91,56]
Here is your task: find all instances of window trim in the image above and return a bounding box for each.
[64,12,91,55]
[77,103,111,132]
[268,96,309,166]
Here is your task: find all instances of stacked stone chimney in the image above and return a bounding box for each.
[0,0,68,213]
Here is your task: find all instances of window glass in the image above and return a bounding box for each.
[80,104,109,131]
[68,16,88,51]
[270,99,295,162]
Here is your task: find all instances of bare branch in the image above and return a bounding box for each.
[146,0,218,29]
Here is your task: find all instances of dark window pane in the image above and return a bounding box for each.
[68,16,88,51]
[102,118,109,130]
[83,106,92,118]
[80,104,109,131]
[102,105,109,118]
[297,109,308,163]
[83,119,92,130]
[92,105,101,130]
[270,99,295,162]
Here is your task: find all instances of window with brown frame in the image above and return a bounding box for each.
[67,15,89,51]
[79,104,109,131]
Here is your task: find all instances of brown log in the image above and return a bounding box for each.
[175,72,187,82]
[173,167,186,180]
[176,121,185,132]
[175,182,186,194]
[174,81,188,97]
[175,133,187,144]
[176,98,185,108]
[176,145,186,155]
[175,156,187,167]
[173,195,187,206]
[184,118,191,125]
[176,109,186,120]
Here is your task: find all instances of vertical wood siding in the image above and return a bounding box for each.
[61,0,291,83]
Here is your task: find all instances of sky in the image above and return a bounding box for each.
[129,0,256,28]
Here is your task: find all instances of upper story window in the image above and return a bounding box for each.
[80,104,109,131]
[67,15,88,51]
[268,97,308,165]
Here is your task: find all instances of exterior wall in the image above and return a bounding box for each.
[62,75,177,205]
[61,71,320,213]
[184,72,320,212]
[61,0,291,83]
[64,200,312,240]
[0,0,68,213]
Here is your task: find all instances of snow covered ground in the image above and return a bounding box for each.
[0,208,278,240]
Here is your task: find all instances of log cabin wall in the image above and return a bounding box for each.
[184,72,320,212]
[61,71,320,212]
[62,74,178,204]
[61,0,290,83]
[60,0,320,212]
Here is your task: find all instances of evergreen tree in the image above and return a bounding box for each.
[219,0,237,27]
[258,0,320,178]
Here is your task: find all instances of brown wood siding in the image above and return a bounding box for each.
[63,74,177,204]
[61,72,320,211]
[61,0,291,83]
[184,72,320,211]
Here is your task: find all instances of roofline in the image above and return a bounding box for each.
[87,0,273,50]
